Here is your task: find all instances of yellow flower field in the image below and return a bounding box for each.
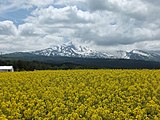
[0,70,160,119]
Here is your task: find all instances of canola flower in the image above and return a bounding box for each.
[0,70,160,119]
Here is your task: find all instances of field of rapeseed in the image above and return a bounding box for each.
[0,70,160,119]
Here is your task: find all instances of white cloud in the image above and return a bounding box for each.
[29,0,54,7]
[18,23,45,37]
[1,0,55,9]
[0,0,160,53]
[26,6,95,25]
[0,21,17,35]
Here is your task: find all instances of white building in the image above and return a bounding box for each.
[0,66,14,72]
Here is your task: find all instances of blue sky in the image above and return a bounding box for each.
[0,0,160,53]
[0,8,33,25]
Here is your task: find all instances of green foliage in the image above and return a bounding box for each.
[0,70,160,119]
[0,60,84,71]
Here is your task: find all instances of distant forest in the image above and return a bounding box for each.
[0,58,160,71]
[0,60,85,71]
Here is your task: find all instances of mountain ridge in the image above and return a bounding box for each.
[31,42,114,58]
[2,42,160,62]
[30,42,160,62]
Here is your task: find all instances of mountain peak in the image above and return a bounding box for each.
[30,43,160,62]
[32,42,111,58]
[130,49,150,57]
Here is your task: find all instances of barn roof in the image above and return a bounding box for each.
[0,66,13,69]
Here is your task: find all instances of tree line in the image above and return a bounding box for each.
[0,60,85,71]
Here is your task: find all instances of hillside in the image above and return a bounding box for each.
[1,53,160,70]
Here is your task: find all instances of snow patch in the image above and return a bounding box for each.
[132,50,150,57]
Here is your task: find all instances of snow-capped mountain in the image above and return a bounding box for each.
[110,50,130,59]
[125,49,160,62]
[32,42,113,58]
[108,49,160,62]
[30,43,160,62]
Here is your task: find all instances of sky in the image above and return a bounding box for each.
[0,0,160,53]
